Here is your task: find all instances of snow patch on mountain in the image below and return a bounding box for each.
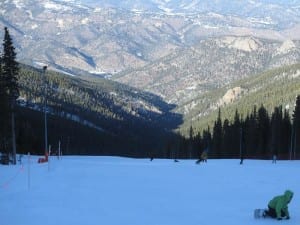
[203,24,219,29]
[248,17,275,25]
[56,19,64,28]
[81,18,89,24]
[181,0,199,11]
[43,0,88,11]
[12,0,25,9]
[93,7,101,12]
[157,5,173,13]
[44,2,67,10]
[31,24,38,30]
[207,12,225,19]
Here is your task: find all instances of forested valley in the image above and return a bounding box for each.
[1,27,300,163]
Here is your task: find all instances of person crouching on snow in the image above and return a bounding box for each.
[264,190,293,220]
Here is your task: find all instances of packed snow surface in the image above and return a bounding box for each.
[1,156,299,225]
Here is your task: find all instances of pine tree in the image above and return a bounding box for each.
[282,108,291,157]
[244,106,258,157]
[194,131,202,159]
[222,118,232,157]
[233,109,242,157]
[202,126,211,150]
[2,27,19,164]
[0,49,9,156]
[212,108,222,158]
[188,125,194,158]
[257,105,270,157]
[292,96,300,157]
[270,106,283,157]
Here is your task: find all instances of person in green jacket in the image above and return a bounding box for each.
[264,190,293,220]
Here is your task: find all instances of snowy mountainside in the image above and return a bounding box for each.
[82,0,300,16]
[81,0,300,29]
[1,0,300,77]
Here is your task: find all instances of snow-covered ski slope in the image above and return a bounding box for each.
[1,156,299,225]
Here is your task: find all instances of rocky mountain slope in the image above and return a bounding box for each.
[114,37,300,106]
[1,0,300,78]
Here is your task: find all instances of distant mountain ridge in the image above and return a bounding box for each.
[114,36,300,106]
[82,0,300,16]
[1,0,300,78]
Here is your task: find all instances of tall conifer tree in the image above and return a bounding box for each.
[270,106,283,157]
[212,108,222,158]
[0,47,9,155]
[233,109,242,156]
[292,96,300,156]
[222,118,232,157]
[257,105,270,157]
[282,108,291,156]
[2,27,19,164]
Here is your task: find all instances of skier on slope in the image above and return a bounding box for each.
[263,190,293,220]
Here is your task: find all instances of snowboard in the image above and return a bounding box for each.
[254,209,266,219]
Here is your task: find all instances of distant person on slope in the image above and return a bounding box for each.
[200,149,208,163]
[263,190,293,220]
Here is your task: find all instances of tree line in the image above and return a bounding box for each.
[182,98,300,160]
